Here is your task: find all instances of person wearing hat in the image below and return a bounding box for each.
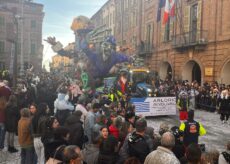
[179,110,206,147]
[177,91,189,122]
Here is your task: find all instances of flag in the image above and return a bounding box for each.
[157,0,166,22]
[163,0,176,24]
[130,98,150,113]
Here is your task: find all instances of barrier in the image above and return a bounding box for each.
[130,97,177,117]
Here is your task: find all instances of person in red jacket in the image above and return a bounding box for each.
[109,116,123,139]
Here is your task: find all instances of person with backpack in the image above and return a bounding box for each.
[119,118,153,163]
[179,110,206,147]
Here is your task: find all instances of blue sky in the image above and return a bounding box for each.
[34,0,107,68]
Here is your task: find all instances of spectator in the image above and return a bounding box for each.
[54,88,74,125]
[41,116,60,161]
[62,145,82,164]
[85,103,99,143]
[75,98,88,124]
[171,126,185,160]
[100,126,109,139]
[44,126,70,162]
[185,143,202,164]
[98,135,119,164]
[201,149,219,164]
[218,90,230,124]
[152,123,170,150]
[18,108,36,164]
[144,132,180,164]
[119,118,153,163]
[124,157,141,164]
[81,131,101,164]
[179,110,206,147]
[93,114,107,133]
[29,103,37,117]
[0,97,7,150]
[5,95,19,153]
[31,102,50,164]
[109,116,123,139]
[125,111,135,128]
[119,121,134,148]
[218,140,230,164]
[65,110,84,149]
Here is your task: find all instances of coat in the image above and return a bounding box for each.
[218,96,230,115]
[81,144,99,164]
[144,146,180,164]
[218,151,230,164]
[65,115,84,149]
[5,105,19,132]
[18,117,33,148]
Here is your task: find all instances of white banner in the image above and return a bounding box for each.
[130,97,177,117]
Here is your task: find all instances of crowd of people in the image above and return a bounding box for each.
[0,69,229,164]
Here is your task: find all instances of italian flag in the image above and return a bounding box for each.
[163,0,176,24]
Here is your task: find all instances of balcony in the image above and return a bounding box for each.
[172,30,208,50]
[137,42,154,57]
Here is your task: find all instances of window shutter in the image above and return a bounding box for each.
[197,1,202,39]
[183,5,190,33]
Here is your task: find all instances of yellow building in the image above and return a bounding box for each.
[51,55,73,72]
[50,43,74,72]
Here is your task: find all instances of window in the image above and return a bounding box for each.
[31,43,36,54]
[164,18,170,42]
[190,4,198,42]
[0,41,5,53]
[0,16,5,27]
[31,20,36,28]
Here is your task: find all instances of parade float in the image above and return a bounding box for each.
[46,16,131,90]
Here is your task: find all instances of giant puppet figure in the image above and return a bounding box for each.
[46,16,131,87]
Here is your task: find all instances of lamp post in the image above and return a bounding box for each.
[19,0,24,77]
[12,15,20,89]
[0,5,21,89]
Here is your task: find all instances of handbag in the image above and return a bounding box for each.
[46,145,66,164]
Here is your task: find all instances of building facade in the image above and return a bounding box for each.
[92,0,230,85]
[50,43,74,73]
[0,0,44,73]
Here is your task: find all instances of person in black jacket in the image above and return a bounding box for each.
[119,118,153,163]
[97,135,119,164]
[5,95,20,153]
[64,110,85,149]
[218,90,230,124]
[41,116,60,161]
[43,126,70,162]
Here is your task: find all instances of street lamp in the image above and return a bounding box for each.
[0,5,20,89]
[12,14,22,89]
[19,0,24,77]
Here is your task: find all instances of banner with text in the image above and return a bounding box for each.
[130,97,176,117]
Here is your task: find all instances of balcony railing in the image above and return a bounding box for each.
[137,42,154,56]
[172,30,208,49]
